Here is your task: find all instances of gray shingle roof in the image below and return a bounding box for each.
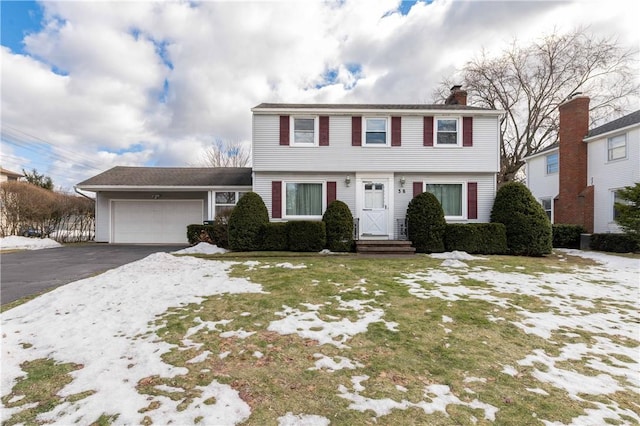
[77,167,252,187]
[587,110,640,138]
[253,103,493,111]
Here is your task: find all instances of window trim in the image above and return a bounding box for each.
[434,117,462,147]
[607,133,627,162]
[282,180,326,220]
[290,116,319,147]
[362,116,391,147]
[424,181,467,220]
[545,153,559,175]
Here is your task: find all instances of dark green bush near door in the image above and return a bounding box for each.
[407,192,446,253]
[259,222,288,251]
[228,192,269,251]
[445,223,507,254]
[322,200,354,252]
[490,182,552,256]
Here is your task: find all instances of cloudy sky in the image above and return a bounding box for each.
[1,0,638,190]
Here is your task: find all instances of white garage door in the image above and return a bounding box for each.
[112,200,204,244]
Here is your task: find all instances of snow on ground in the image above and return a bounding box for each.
[172,242,227,255]
[1,253,263,425]
[1,249,638,425]
[0,236,62,250]
[400,250,640,424]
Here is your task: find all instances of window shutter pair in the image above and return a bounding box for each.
[423,116,473,146]
[412,181,478,219]
[351,116,401,146]
[279,116,329,146]
[271,181,336,219]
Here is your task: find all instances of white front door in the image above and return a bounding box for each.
[360,181,388,237]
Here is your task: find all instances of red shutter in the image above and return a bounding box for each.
[423,116,434,146]
[327,181,336,205]
[413,182,423,198]
[467,182,477,219]
[391,116,401,146]
[352,116,362,146]
[463,117,473,147]
[319,116,329,146]
[272,181,282,218]
[279,116,290,146]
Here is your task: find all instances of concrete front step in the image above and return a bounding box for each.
[355,240,416,255]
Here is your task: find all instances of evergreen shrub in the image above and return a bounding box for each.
[406,191,446,253]
[322,200,354,252]
[228,192,269,251]
[445,223,507,254]
[590,233,639,253]
[287,221,326,252]
[260,222,289,251]
[490,182,552,256]
[552,224,585,249]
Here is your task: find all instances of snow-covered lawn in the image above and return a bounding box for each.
[0,236,61,250]
[1,246,638,425]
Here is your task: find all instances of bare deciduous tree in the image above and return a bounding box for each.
[435,28,639,184]
[202,139,251,168]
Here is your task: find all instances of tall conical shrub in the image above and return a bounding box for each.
[228,192,269,251]
[407,191,446,253]
[490,182,552,256]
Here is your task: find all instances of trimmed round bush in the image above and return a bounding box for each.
[407,191,446,253]
[322,200,354,252]
[228,192,269,251]
[490,182,552,256]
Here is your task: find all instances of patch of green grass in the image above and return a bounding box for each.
[1,358,93,426]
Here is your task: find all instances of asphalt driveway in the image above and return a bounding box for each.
[1,243,187,305]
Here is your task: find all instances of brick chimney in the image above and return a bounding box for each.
[554,94,594,232]
[445,85,467,106]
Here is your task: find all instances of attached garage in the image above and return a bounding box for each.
[112,200,203,244]
[77,166,253,244]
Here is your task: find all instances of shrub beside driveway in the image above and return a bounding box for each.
[1,250,638,425]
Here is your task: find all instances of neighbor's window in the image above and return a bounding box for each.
[540,197,553,221]
[435,118,460,146]
[285,182,323,217]
[546,153,559,174]
[607,134,627,161]
[215,191,246,216]
[292,117,317,145]
[612,190,625,221]
[425,183,463,217]
[364,118,388,145]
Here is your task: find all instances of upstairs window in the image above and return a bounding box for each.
[291,117,318,146]
[364,118,389,146]
[435,118,460,146]
[607,134,626,161]
[546,153,559,174]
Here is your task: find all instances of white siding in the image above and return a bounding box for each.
[525,150,559,222]
[255,171,496,224]
[252,114,500,173]
[588,126,640,233]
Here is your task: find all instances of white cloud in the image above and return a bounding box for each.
[1,0,638,189]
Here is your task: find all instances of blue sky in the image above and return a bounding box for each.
[1,0,638,190]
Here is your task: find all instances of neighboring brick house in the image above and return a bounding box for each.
[78,87,503,244]
[525,95,640,233]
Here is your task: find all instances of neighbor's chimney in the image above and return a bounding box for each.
[554,93,593,231]
[445,85,467,106]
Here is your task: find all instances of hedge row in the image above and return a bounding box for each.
[552,224,585,249]
[444,223,507,254]
[590,233,639,253]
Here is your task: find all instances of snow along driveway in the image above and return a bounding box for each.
[1,246,638,425]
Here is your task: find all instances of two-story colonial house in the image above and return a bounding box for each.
[524,95,640,233]
[78,87,503,244]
